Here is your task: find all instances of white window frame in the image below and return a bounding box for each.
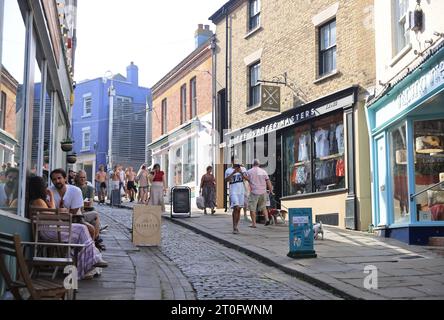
[82,127,91,152]
[249,0,261,31]
[248,61,261,108]
[82,93,92,117]
[393,0,410,56]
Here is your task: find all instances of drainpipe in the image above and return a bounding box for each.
[211,35,217,168]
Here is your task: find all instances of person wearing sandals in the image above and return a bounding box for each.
[225,157,249,234]
[200,166,216,215]
[29,175,108,280]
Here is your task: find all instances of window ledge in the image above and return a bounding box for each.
[81,114,92,119]
[244,26,263,39]
[314,69,340,84]
[245,104,262,114]
[281,188,347,201]
[390,44,412,67]
[80,148,91,153]
[0,210,31,223]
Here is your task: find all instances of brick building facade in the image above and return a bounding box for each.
[210,0,376,231]
[149,25,214,205]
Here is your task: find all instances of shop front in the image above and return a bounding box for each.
[225,86,372,230]
[149,116,213,207]
[366,44,444,245]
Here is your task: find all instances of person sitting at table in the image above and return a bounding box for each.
[28,175,108,280]
[49,169,97,241]
[0,167,19,208]
[74,170,107,251]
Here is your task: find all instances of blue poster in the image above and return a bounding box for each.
[288,208,317,259]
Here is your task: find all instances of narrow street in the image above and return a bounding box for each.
[78,206,339,300]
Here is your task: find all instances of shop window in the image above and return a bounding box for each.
[282,112,344,197]
[183,138,195,185]
[414,119,444,222]
[174,147,182,186]
[319,19,337,76]
[0,0,26,216]
[283,123,312,196]
[249,0,261,31]
[390,124,409,224]
[313,113,344,192]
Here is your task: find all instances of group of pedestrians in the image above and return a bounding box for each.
[94,163,168,210]
[225,157,273,234]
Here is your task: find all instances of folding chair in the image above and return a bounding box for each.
[0,232,67,300]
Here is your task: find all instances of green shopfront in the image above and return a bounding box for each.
[366,44,444,245]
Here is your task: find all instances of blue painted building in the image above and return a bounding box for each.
[366,44,444,245]
[72,62,151,181]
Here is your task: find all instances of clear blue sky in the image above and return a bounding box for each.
[75,0,227,88]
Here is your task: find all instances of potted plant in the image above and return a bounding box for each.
[67,152,77,164]
[61,138,74,152]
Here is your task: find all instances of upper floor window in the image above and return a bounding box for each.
[319,19,337,77]
[249,0,261,31]
[394,0,410,55]
[0,91,6,130]
[248,61,261,108]
[161,98,167,135]
[83,94,92,117]
[190,77,197,119]
[180,84,187,124]
[82,127,91,151]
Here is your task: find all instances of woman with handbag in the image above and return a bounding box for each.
[199,166,216,215]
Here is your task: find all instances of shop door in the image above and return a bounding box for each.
[376,136,388,226]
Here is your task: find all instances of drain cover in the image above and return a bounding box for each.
[399,255,424,260]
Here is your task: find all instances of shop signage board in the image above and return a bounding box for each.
[132,205,161,247]
[227,93,354,147]
[288,208,317,259]
[261,85,281,112]
[375,58,444,128]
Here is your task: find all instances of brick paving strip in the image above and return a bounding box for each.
[76,207,196,300]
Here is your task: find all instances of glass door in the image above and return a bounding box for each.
[375,135,388,226]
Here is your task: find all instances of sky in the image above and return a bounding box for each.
[75,0,227,88]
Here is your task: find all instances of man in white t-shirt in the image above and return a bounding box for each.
[225,157,248,234]
[50,169,95,239]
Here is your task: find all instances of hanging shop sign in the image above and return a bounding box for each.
[375,58,444,128]
[227,93,354,147]
[261,85,281,112]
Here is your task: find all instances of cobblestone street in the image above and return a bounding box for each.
[100,206,339,300]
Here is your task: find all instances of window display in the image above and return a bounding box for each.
[283,112,344,197]
[414,119,444,222]
[390,124,409,224]
[313,113,345,192]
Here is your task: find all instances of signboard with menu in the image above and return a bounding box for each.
[132,205,161,247]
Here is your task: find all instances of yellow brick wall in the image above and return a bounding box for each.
[215,0,376,130]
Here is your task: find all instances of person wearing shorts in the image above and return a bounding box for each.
[225,157,249,234]
[247,159,273,227]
